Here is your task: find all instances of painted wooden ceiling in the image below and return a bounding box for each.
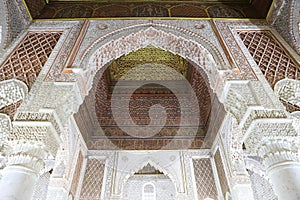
[25,0,273,19]
[48,0,250,2]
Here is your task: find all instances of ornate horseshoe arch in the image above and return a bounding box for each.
[77,23,229,96]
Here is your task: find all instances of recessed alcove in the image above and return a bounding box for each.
[74,46,226,150]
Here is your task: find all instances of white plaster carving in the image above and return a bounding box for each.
[0,79,28,109]
[1,18,299,200]
[83,26,225,95]
[274,78,300,107]
[0,114,11,169]
[114,151,184,195]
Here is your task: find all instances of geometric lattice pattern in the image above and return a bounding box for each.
[0,32,62,88]
[249,171,278,200]
[238,31,300,88]
[193,158,218,200]
[70,151,84,198]
[32,172,51,200]
[214,149,230,197]
[0,100,23,119]
[79,158,105,200]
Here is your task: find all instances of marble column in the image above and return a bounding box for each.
[0,141,47,200]
[258,139,300,200]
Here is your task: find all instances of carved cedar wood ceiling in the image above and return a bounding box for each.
[74,46,226,150]
[24,0,273,19]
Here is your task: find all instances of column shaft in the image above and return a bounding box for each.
[267,162,300,200]
[0,166,38,200]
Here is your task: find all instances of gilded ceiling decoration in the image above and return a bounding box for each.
[108,45,189,81]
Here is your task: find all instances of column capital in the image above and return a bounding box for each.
[7,140,48,172]
[244,119,298,155]
[257,139,299,170]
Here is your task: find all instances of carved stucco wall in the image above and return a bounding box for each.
[0,0,31,52]
[0,31,61,118]
[238,30,299,88]
[268,0,300,54]
[1,19,298,200]
[123,175,176,200]
[32,172,51,200]
[114,151,185,196]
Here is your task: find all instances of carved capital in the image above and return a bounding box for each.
[244,119,298,155]
[7,140,47,172]
[257,139,299,169]
[17,82,83,128]
[9,123,61,157]
[222,81,281,126]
